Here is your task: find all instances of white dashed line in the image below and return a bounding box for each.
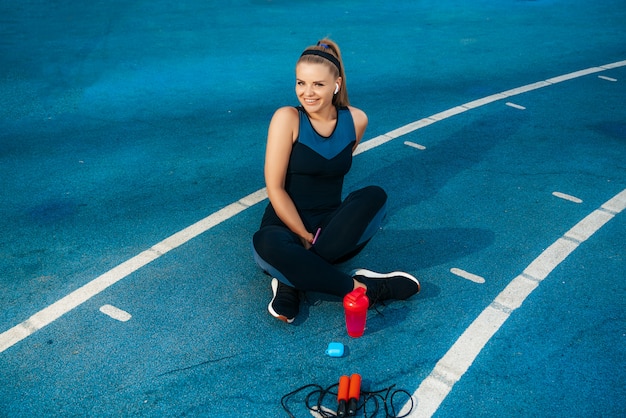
[505,102,526,110]
[99,305,132,322]
[598,75,617,82]
[450,268,485,284]
[552,191,583,203]
[404,141,427,150]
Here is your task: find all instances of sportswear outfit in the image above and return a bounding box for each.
[252,106,419,322]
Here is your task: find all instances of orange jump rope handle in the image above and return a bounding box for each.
[337,375,350,417]
[347,373,361,416]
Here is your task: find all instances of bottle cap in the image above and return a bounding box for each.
[343,287,369,311]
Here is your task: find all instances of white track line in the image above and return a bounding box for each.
[505,102,526,110]
[450,268,486,284]
[401,189,626,417]
[404,141,427,150]
[1,60,625,354]
[552,191,583,203]
[99,304,132,322]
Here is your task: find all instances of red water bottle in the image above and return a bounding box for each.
[343,287,369,338]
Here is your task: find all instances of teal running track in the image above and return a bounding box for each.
[1,1,625,417]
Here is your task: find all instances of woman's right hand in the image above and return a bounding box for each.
[300,232,315,250]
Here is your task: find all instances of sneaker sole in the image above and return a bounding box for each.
[268,278,295,324]
[351,268,421,295]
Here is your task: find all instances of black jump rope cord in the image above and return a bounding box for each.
[281,382,415,417]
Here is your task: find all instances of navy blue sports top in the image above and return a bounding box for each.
[261,106,356,229]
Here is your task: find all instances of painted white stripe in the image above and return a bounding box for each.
[1,60,625,354]
[99,305,132,322]
[505,102,526,110]
[430,106,469,121]
[462,93,508,109]
[601,188,626,213]
[563,208,616,244]
[601,60,626,69]
[450,268,485,284]
[552,191,583,203]
[353,134,393,155]
[546,67,605,83]
[400,188,625,417]
[404,141,427,150]
[598,75,617,82]
[387,118,437,139]
[499,81,551,97]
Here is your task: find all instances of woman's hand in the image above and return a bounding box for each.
[300,232,315,250]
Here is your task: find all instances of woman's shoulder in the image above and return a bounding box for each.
[272,106,300,121]
[347,106,368,133]
[269,106,300,130]
[268,106,300,142]
[346,105,367,120]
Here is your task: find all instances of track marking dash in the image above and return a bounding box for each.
[404,141,426,150]
[552,191,583,203]
[450,268,485,284]
[99,305,132,322]
[505,102,526,110]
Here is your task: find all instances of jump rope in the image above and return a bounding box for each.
[281,373,415,417]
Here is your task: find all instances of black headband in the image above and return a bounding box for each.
[300,49,341,73]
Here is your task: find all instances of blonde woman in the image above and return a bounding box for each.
[252,39,420,323]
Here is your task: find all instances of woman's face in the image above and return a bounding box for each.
[295,62,338,112]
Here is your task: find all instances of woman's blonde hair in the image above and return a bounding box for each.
[297,38,349,107]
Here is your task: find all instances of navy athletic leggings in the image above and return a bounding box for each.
[252,185,387,297]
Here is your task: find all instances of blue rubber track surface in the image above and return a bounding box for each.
[1,1,625,417]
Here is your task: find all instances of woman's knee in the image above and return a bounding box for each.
[351,185,387,208]
[252,228,277,260]
[366,185,387,206]
[252,226,298,261]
